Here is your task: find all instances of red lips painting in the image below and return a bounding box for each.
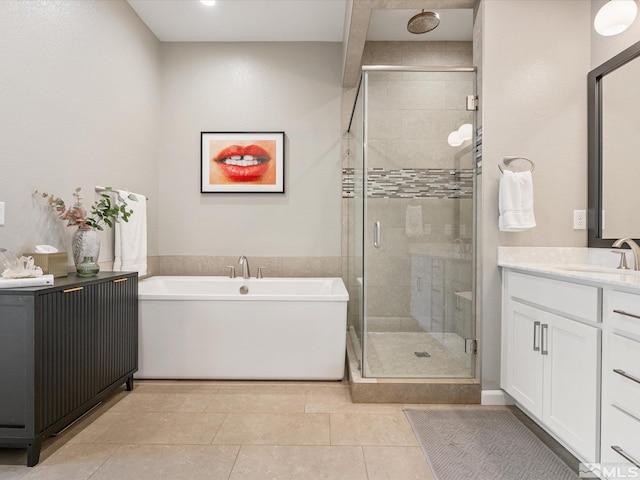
[201,132,284,193]
[213,143,273,182]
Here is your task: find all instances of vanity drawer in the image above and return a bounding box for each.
[601,404,640,475]
[606,333,640,419]
[605,290,640,338]
[507,271,598,322]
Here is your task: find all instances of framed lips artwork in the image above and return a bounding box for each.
[201,131,285,193]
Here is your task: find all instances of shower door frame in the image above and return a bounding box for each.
[359,65,478,379]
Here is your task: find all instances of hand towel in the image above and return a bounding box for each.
[499,170,536,232]
[113,190,147,276]
[405,205,424,236]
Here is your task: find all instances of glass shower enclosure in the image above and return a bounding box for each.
[346,67,477,379]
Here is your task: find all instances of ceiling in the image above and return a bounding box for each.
[127,0,473,43]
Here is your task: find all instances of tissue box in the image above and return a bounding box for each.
[24,252,69,278]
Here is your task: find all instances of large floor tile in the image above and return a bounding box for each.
[132,383,221,394]
[73,411,226,445]
[213,413,330,445]
[330,413,418,446]
[363,446,435,480]
[305,388,402,414]
[204,391,306,413]
[0,466,26,480]
[19,444,118,480]
[229,445,368,480]
[67,412,124,444]
[90,445,239,480]
[108,392,214,413]
[215,383,288,392]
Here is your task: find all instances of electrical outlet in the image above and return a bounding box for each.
[573,209,586,230]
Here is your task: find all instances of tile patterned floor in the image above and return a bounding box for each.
[0,381,435,480]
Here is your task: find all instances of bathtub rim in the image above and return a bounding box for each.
[138,275,349,302]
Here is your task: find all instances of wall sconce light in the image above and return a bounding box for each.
[594,0,638,36]
[447,123,473,147]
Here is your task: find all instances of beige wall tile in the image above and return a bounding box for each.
[281,257,341,277]
[148,255,342,278]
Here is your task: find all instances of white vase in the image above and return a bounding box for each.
[72,227,100,270]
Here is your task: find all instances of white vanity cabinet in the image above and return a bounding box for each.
[501,270,600,462]
[600,289,640,478]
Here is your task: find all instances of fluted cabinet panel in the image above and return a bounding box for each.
[0,272,137,467]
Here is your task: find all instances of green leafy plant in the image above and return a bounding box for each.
[35,187,136,231]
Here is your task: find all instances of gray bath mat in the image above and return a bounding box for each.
[404,408,579,480]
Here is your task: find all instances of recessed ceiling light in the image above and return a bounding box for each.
[200,0,216,6]
[594,0,638,36]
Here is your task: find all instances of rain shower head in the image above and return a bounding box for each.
[407,10,440,34]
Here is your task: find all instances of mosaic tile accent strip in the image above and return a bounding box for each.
[342,168,473,199]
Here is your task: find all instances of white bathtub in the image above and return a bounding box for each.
[136,276,349,380]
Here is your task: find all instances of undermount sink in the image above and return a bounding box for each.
[556,265,640,275]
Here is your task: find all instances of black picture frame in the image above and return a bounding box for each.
[200,131,285,193]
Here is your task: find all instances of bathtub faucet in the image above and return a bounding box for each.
[238,256,250,279]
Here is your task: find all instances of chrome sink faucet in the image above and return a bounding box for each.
[612,238,640,270]
[238,255,250,279]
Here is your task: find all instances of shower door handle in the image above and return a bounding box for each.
[373,221,381,248]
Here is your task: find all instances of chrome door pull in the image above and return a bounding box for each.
[613,368,640,385]
[540,324,549,355]
[613,309,640,320]
[612,446,640,469]
[373,221,381,248]
[533,321,541,351]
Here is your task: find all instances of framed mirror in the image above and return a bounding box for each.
[588,40,640,247]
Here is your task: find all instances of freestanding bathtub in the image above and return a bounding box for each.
[136,276,349,380]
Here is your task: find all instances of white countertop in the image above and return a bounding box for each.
[498,247,640,291]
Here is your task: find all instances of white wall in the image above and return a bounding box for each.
[479,0,591,390]
[158,42,342,257]
[0,0,161,262]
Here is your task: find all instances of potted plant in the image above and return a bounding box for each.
[36,187,136,275]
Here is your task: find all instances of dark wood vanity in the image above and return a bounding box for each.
[0,272,138,466]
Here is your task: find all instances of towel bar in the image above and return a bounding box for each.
[498,156,535,173]
[95,186,148,200]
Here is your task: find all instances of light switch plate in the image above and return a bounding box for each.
[0,202,5,226]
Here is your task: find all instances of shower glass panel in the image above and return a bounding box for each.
[348,67,477,379]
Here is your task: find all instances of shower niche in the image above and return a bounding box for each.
[346,67,478,382]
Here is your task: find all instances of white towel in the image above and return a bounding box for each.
[499,170,536,232]
[113,190,147,276]
[405,205,424,236]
